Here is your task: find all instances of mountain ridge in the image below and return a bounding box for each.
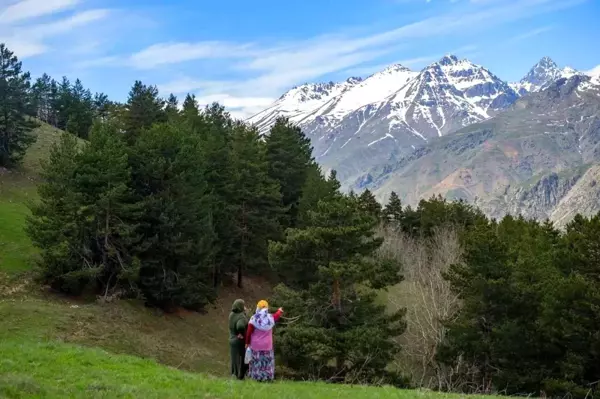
[248,54,531,184]
[248,56,600,225]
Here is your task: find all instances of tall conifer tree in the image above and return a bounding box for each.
[0,43,38,167]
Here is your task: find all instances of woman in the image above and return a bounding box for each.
[245,300,283,382]
[228,298,248,380]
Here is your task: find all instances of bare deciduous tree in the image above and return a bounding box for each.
[377,225,471,390]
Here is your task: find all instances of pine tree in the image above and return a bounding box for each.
[327,169,341,192]
[93,92,111,121]
[31,73,53,123]
[123,80,165,142]
[54,76,73,131]
[265,117,313,228]
[164,94,179,121]
[438,216,564,395]
[197,103,236,287]
[382,191,403,225]
[269,195,405,383]
[357,189,382,220]
[26,133,81,292]
[182,94,199,119]
[66,79,94,138]
[27,124,142,295]
[73,122,143,294]
[129,121,216,310]
[0,43,38,167]
[296,162,340,227]
[229,122,283,287]
[47,79,59,126]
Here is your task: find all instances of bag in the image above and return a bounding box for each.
[244,347,252,364]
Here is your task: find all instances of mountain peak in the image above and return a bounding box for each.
[438,54,460,66]
[520,56,566,88]
[346,76,363,84]
[376,64,412,76]
[537,56,558,67]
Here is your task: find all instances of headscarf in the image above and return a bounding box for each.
[231,299,245,313]
[249,299,275,331]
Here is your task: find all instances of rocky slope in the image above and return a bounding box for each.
[364,74,600,225]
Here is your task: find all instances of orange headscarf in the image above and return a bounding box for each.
[256,300,268,310]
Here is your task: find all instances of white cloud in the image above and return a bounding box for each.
[158,78,236,96]
[0,1,111,59]
[0,38,47,57]
[506,26,553,43]
[0,0,80,23]
[133,0,584,117]
[25,9,109,37]
[196,93,274,109]
[128,42,255,69]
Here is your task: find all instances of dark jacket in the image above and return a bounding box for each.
[228,299,248,344]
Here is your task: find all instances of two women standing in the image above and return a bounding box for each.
[228,298,283,382]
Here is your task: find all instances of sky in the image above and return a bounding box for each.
[1,0,599,119]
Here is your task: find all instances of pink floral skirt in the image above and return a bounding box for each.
[248,349,275,382]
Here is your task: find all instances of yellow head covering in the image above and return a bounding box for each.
[256,300,268,310]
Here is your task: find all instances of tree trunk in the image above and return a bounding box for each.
[332,278,341,312]
[237,201,246,289]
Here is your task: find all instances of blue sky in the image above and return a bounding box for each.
[1,0,599,118]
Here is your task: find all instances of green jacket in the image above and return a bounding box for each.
[228,299,248,344]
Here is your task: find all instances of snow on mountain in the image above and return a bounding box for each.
[247,78,361,132]
[380,55,518,140]
[511,56,579,95]
[247,65,418,134]
[588,65,600,77]
[587,65,600,85]
[248,55,582,189]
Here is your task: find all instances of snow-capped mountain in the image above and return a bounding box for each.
[248,78,362,131]
[510,56,579,95]
[248,64,417,134]
[248,54,520,184]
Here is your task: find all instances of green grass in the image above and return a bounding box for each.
[0,196,35,273]
[0,278,272,377]
[0,339,497,399]
[0,123,67,274]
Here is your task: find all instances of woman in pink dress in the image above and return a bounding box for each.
[245,300,283,382]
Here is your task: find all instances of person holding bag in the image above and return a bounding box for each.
[245,300,283,382]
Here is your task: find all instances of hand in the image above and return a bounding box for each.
[237,334,244,340]
[278,307,284,313]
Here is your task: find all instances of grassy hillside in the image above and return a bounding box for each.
[0,123,64,274]
[0,339,498,399]
[0,275,271,377]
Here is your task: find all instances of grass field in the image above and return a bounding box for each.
[0,123,66,274]
[0,275,272,377]
[0,338,498,399]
